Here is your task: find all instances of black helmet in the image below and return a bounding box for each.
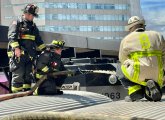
[47,40,65,49]
[23,4,39,17]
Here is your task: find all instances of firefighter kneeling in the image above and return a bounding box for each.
[118,16,165,102]
[35,40,66,95]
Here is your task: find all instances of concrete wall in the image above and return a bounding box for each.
[0,25,120,56]
[40,31,120,54]
[129,0,142,17]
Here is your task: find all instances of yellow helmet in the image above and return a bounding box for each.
[47,40,65,49]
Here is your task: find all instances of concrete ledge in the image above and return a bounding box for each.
[0,112,133,120]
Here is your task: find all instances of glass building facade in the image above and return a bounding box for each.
[1,0,142,42]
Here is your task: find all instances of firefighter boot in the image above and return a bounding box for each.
[146,80,162,102]
[125,93,144,102]
[56,86,63,95]
[125,85,144,102]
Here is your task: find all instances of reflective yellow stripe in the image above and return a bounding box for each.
[130,50,163,87]
[34,87,38,95]
[122,50,163,86]
[7,50,24,58]
[21,35,35,40]
[23,84,31,89]
[12,86,23,93]
[157,55,163,88]
[129,51,162,58]
[21,51,24,55]
[41,66,49,72]
[36,73,43,79]
[128,85,142,95]
[121,65,146,86]
[7,51,13,57]
[139,33,151,50]
[10,42,19,48]
[38,44,46,50]
[132,56,140,82]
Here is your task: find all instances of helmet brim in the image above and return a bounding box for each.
[22,9,39,18]
[33,13,38,18]
[46,44,64,49]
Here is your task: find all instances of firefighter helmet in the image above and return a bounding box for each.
[47,40,65,49]
[126,16,145,31]
[23,4,39,17]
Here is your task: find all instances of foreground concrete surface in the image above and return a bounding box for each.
[0,91,165,120]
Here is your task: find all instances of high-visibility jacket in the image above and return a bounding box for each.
[7,16,46,58]
[119,29,165,88]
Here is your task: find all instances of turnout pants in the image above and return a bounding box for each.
[10,55,33,92]
[116,64,162,101]
[37,76,65,95]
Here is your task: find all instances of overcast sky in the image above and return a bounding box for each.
[140,0,165,37]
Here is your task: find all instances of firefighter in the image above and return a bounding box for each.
[118,16,165,102]
[35,40,66,95]
[7,4,46,93]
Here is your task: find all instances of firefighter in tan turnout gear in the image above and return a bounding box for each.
[118,16,165,102]
[35,40,66,95]
[7,4,46,93]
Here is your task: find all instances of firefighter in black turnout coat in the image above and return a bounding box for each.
[35,40,66,95]
[7,4,46,93]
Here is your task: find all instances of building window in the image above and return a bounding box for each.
[40,26,125,32]
[77,3,87,9]
[48,2,55,8]
[52,14,58,20]
[5,16,13,19]
[4,4,12,7]
[18,2,129,10]
[38,14,45,20]
[4,13,129,22]
[38,14,128,21]
[104,4,115,10]
[89,36,123,40]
